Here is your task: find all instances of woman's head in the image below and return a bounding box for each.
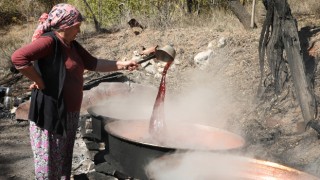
[32,3,83,41]
[47,3,83,31]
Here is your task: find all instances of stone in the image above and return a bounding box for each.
[87,150,99,161]
[194,50,214,69]
[14,100,30,121]
[217,37,227,48]
[84,139,100,151]
[87,171,117,180]
[95,162,117,175]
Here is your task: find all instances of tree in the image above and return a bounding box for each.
[258,0,319,134]
[228,0,254,30]
[82,0,101,32]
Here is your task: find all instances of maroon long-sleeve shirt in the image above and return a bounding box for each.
[11,32,97,112]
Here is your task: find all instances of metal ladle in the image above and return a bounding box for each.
[137,45,176,64]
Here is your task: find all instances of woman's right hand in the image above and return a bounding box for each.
[117,60,138,71]
[29,81,45,90]
[16,65,45,90]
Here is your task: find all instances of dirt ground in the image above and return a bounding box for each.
[1,10,320,180]
[0,116,33,180]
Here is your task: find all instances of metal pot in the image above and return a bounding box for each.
[104,120,245,180]
[105,120,245,151]
[5,87,12,96]
[155,45,176,62]
[3,96,14,109]
[137,45,176,64]
[145,152,320,180]
[87,106,117,141]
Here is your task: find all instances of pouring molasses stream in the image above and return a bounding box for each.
[138,45,176,140]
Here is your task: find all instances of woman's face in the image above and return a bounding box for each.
[63,23,81,42]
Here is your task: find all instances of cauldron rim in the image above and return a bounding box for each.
[146,152,320,180]
[87,106,100,119]
[87,104,152,121]
[105,120,176,149]
[87,105,122,120]
[104,120,246,151]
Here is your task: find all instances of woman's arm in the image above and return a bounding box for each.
[18,66,45,89]
[95,59,138,72]
[11,36,54,90]
[74,41,138,72]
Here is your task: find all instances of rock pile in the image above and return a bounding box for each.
[72,115,139,180]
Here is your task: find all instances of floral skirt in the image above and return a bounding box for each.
[29,112,79,180]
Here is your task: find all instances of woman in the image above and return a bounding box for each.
[11,3,138,179]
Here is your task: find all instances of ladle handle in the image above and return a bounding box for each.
[137,53,156,64]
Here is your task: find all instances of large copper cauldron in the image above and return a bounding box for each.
[105,120,244,150]
[145,152,320,180]
[103,120,245,180]
[86,82,245,179]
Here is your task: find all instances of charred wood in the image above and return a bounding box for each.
[258,0,318,133]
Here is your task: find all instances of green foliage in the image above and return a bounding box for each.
[0,0,22,25]
[0,36,22,70]
[65,0,232,28]
[0,0,61,26]
[33,0,64,11]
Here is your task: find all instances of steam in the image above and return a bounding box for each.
[91,84,158,120]
[145,151,317,180]
[165,67,246,132]
[145,151,250,180]
[92,62,246,133]
[166,76,237,128]
[141,67,317,180]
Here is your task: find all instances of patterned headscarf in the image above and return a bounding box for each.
[32,3,83,41]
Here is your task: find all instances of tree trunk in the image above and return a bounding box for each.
[266,9,287,94]
[282,19,317,125]
[228,0,254,30]
[82,0,100,32]
[258,0,318,133]
[250,0,256,28]
[187,0,193,13]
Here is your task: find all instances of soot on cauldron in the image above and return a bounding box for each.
[145,151,320,180]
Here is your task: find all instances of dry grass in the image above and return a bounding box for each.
[288,0,320,28]
[0,23,36,74]
[135,8,241,32]
[289,0,320,16]
[0,0,319,76]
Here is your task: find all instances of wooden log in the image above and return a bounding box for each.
[282,19,317,124]
[258,0,318,131]
[266,10,287,94]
